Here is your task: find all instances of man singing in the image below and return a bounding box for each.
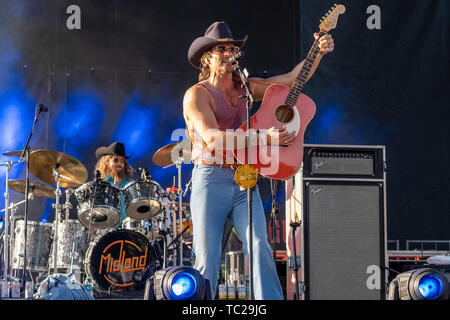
[183,21,334,299]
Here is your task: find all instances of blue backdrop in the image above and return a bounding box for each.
[0,0,448,248]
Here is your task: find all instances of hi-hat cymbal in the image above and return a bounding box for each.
[162,201,190,207]
[28,149,88,188]
[144,230,164,240]
[152,140,191,168]
[8,179,56,198]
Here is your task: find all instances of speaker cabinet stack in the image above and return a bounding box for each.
[285,144,387,300]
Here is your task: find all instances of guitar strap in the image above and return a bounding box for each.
[232,76,280,87]
[188,78,279,166]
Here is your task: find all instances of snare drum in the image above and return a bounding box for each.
[122,180,163,220]
[75,180,121,229]
[121,217,145,231]
[12,219,52,271]
[84,229,161,292]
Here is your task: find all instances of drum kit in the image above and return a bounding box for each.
[0,140,193,298]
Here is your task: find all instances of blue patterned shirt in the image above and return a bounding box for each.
[105,174,133,226]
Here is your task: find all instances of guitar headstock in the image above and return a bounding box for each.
[319,4,346,32]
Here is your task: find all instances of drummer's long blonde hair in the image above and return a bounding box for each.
[95,155,133,180]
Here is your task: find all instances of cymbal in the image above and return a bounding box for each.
[2,150,31,157]
[28,149,88,188]
[152,140,191,168]
[8,179,56,198]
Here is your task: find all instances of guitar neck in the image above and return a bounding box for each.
[285,30,328,106]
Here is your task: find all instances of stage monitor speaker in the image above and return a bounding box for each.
[302,144,387,300]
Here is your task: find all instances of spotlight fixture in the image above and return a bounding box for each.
[388,268,449,300]
[144,266,211,300]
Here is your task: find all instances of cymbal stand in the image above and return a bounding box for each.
[51,168,63,272]
[1,160,16,289]
[167,186,181,266]
[174,159,184,266]
[64,188,74,224]
[156,210,170,268]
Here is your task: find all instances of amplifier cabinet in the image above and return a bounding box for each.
[285,144,387,300]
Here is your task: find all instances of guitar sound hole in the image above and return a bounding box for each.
[275,105,294,123]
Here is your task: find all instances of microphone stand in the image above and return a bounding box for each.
[234,56,256,300]
[19,104,45,296]
[270,179,279,262]
[290,217,301,300]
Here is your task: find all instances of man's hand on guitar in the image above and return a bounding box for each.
[314,33,334,55]
[266,126,297,146]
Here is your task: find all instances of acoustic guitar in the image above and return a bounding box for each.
[234,4,346,180]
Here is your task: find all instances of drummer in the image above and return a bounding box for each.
[94,141,134,226]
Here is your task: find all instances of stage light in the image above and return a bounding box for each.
[145,266,211,300]
[388,268,449,300]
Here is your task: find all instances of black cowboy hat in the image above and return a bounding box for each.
[188,21,248,69]
[95,142,132,159]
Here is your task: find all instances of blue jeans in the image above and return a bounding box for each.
[190,165,283,300]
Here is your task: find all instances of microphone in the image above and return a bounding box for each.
[37,104,48,113]
[229,51,245,64]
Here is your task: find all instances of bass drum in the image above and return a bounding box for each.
[84,229,161,293]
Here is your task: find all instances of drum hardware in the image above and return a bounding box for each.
[2,195,34,276]
[14,103,48,297]
[48,219,89,274]
[2,150,34,157]
[166,225,190,252]
[13,147,88,291]
[153,206,173,269]
[51,167,63,272]
[27,149,88,189]
[122,180,163,220]
[151,140,191,168]
[165,185,184,266]
[74,172,121,230]
[153,140,192,266]
[84,229,161,293]
[1,192,34,213]
[1,159,22,292]
[12,219,52,274]
[87,171,104,231]
[8,179,56,199]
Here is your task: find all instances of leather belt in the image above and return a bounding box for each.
[197,160,239,170]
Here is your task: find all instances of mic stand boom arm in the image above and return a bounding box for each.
[18,104,46,296]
